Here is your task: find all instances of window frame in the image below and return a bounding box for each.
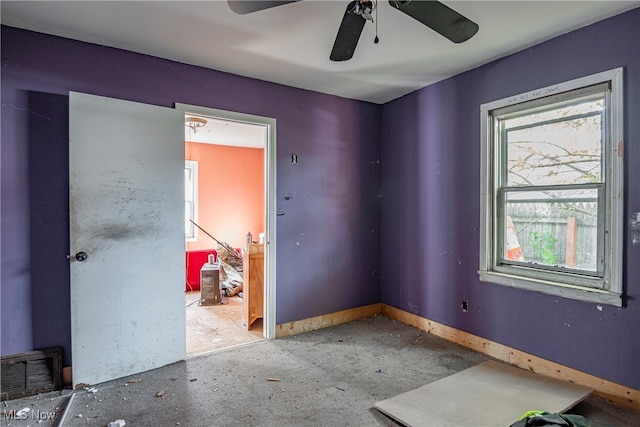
[479,68,624,306]
[185,160,198,241]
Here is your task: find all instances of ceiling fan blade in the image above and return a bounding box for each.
[330,1,367,62]
[228,0,300,15]
[389,0,478,43]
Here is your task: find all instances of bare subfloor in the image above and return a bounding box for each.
[3,316,638,426]
[185,292,263,356]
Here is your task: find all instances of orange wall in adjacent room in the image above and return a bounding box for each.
[186,141,264,250]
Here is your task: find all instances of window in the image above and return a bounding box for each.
[479,68,623,306]
[185,160,198,240]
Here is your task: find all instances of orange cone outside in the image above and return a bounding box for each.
[505,216,525,261]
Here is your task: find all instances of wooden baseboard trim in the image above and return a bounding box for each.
[274,303,638,411]
[276,303,382,338]
[381,304,639,411]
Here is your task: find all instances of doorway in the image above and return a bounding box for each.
[69,93,276,387]
[176,104,277,356]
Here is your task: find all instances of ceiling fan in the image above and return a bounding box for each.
[227,0,479,62]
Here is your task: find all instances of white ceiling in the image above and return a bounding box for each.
[2,1,638,147]
[3,1,638,105]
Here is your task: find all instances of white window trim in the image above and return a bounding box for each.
[479,68,624,306]
[185,160,198,242]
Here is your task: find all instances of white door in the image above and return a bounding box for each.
[69,92,185,387]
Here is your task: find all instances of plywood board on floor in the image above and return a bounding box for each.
[374,360,593,427]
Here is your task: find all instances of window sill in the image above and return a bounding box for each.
[478,270,622,307]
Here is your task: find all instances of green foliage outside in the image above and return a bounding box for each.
[530,230,558,265]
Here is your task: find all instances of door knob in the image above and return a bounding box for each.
[75,251,88,262]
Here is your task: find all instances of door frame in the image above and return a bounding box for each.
[175,103,277,339]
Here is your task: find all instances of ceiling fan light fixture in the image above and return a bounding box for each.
[229,0,478,62]
[185,116,207,133]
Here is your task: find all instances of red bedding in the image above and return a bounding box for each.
[185,250,217,291]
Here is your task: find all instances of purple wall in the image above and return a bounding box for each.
[381,8,640,390]
[0,26,381,365]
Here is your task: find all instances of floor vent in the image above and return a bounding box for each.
[1,347,62,401]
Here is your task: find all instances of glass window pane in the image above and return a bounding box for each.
[503,188,598,272]
[184,160,197,239]
[505,111,602,187]
[185,167,193,201]
[185,201,194,238]
[504,97,603,128]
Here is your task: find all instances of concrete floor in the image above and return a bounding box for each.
[3,315,638,426]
